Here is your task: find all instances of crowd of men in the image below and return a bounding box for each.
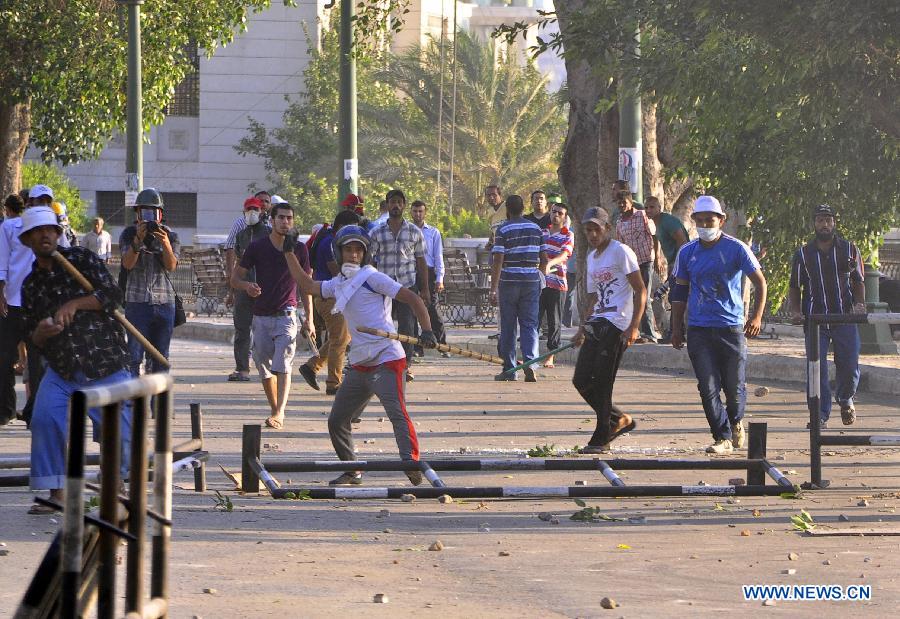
[0,178,868,507]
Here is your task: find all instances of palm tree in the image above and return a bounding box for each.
[362,30,566,214]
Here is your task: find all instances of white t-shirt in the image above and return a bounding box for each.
[586,239,640,331]
[321,270,405,366]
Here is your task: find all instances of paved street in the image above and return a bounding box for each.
[1,337,898,617]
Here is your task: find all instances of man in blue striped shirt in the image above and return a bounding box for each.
[490,194,548,381]
[789,204,865,427]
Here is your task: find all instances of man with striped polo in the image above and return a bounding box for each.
[490,194,548,382]
[788,204,865,427]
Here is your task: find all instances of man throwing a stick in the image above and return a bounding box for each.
[283,224,436,486]
[571,207,647,454]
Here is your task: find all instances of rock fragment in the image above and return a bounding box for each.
[373,593,389,603]
[428,540,444,551]
[600,597,618,609]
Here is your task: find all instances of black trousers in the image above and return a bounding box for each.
[0,306,23,423]
[232,290,254,373]
[538,287,563,350]
[572,319,627,446]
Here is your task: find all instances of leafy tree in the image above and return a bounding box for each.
[0,0,294,199]
[366,29,567,215]
[239,23,567,229]
[502,1,899,302]
[21,162,89,233]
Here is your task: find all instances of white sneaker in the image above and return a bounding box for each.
[706,439,733,455]
[731,421,745,449]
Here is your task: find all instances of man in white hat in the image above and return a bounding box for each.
[669,195,767,454]
[18,206,132,513]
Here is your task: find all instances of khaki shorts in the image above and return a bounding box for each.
[251,312,298,378]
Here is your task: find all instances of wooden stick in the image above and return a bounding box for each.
[500,342,576,376]
[356,327,504,365]
[51,251,170,369]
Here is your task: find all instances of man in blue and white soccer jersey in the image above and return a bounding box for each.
[669,195,767,455]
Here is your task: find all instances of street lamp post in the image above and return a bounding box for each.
[338,0,359,204]
[618,27,642,204]
[120,0,144,218]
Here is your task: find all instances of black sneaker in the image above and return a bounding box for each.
[405,470,424,486]
[329,472,362,486]
[494,372,516,381]
[806,420,828,429]
[298,364,320,391]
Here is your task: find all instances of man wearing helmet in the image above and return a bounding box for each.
[119,188,181,375]
[283,224,436,486]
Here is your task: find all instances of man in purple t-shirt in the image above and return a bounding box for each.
[231,203,313,429]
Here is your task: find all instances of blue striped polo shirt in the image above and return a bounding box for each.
[492,216,543,284]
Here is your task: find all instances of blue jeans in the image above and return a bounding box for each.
[806,324,860,421]
[125,302,175,376]
[30,367,132,490]
[686,326,747,440]
[498,280,540,375]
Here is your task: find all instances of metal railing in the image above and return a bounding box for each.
[805,313,900,488]
[17,374,175,619]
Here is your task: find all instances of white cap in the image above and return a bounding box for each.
[270,195,289,205]
[28,184,54,200]
[19,206,62,240]
[693,195,724,216]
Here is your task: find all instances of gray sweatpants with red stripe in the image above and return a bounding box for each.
[328,359,420,461]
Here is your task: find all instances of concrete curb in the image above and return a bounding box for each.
[175,321,900,397]
[446,339,900,398]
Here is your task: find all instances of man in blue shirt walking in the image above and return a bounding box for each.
[670,196,767,454]
[490,194,548,382]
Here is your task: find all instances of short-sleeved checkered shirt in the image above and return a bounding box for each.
[368,219,425,289]
[615,209,655,264]
[119,225,181,305]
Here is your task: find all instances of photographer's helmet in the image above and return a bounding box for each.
[333,225,370,266]
[135,188,164,223]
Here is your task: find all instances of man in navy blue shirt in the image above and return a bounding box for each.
[670,196,767,454]
[298,210,361,395]
[490,194,548,381]
[788,204,865,427]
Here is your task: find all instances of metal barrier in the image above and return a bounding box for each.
[16,374,175,619]
[1,403,207,492]
[805,312,900,488]
[241,423,795,499]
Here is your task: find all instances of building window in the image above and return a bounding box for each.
[164,44,200,117]
[96,191,197,229]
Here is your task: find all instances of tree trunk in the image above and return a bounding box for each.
[0,100,31,200]
[556,1,620,323]
[642,101,665,206]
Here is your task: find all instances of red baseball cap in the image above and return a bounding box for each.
[243,197,264,210]
[340,193,363,208]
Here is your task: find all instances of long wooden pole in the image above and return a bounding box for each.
[356,326,503,365]
[51,251,170,369]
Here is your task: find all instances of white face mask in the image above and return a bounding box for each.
[244,210,260,226]
[697,227,721,242]
[341,263,361,279]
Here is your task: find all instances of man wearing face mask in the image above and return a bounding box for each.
[670,195,767,455]
[119,188,181,376]
[789,204,865,427]
[225,190,273,298]
[226,197,269,381]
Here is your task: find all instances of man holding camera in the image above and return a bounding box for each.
[119,188,180,376]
